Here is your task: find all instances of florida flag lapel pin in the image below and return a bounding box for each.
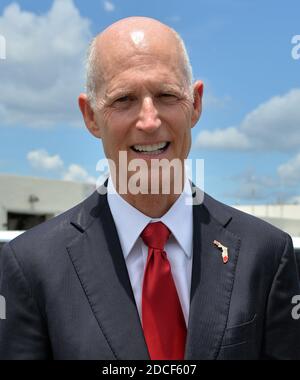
[213,240,229,264]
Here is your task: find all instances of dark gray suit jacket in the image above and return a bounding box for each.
[0,184,299,359]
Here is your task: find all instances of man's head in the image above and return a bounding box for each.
[85,18,195,110]
[79,17,203,195]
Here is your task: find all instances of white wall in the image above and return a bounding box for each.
[234,204,300,237]
[0,174,95,230]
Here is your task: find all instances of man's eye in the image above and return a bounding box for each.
[115,96,131,103]
[159,93,177,100]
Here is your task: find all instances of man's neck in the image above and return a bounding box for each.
[120,192,181,218]
[107,175,186,218]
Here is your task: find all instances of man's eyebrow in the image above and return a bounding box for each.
[104,83,186,100]
[159,84,183,92]
[159,84,189,97]
[105,88,133,100]
[160,83,180,89]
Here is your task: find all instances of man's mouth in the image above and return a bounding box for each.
[131,141,170,155]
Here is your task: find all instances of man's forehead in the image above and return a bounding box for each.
[101,54,186,93]
[97,37,182,82]
[91,17,189,94]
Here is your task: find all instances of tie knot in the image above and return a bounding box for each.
[141,222,171,250]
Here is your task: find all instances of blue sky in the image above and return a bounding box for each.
[0,0,299,205]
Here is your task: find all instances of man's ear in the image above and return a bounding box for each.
[78,93,102,139]
[191,80,204,128]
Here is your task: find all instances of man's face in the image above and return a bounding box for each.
[83,28,202,193]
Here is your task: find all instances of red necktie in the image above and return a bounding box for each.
[141,222,187,360]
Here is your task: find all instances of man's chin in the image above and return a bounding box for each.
[123,170,184,196]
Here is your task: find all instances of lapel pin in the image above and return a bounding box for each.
[213,240,229,264]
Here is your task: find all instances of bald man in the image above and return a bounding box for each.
[0,17,299,360]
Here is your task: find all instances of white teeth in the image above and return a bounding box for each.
[133,142,168,152]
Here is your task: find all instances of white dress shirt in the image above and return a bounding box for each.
[107,177,193,326]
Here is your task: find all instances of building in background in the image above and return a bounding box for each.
[233,204,300,237]
[0,174,299,238]
[0,174,95,231]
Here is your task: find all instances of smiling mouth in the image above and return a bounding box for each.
[131,141,170,155]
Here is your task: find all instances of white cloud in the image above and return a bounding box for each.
[27,148,96,184]
[195,89,300,151]
[0,0,91,127]
[27,149,64,171]
[196,127,251,150]
[103,1,115,12]
[278,152,300,186]
[63,164,96,184]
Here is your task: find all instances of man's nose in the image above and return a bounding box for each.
[136,97,161,132]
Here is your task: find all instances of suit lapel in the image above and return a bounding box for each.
[185,193,241,359]
[66,184,240,360]
[67,187,149,359]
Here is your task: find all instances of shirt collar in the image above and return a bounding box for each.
[107,177,193,259]
[160,178,193,258]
